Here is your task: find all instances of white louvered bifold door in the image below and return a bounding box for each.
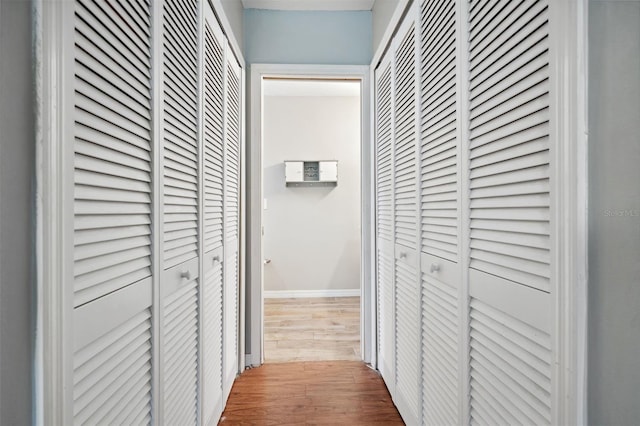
[392,3,422,425]
[419,0,461,425]
[466,1,553,424]
[72,0,154,423]
[222,49,242,401]
[202,3,225,424]
[160,0,201,424]
[374,51,396,396]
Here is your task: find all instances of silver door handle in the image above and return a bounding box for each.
[213,256,220,264]
[399,252,407,259]
[264,259,271,265]
[180,270,191,280]
[430,263,440,273]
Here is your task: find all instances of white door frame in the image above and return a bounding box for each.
[248,64,374,367]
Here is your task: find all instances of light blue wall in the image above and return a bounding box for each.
[243,9,372,65]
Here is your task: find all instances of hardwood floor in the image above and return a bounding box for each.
[264,297,360,363]
[219,361,404,425]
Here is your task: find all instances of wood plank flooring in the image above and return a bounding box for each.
[264,297,360,363]
[219,361,404,425]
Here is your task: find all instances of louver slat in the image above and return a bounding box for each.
[73,281,153,425]
[376,62,394,243]
[391,8,421,425]
[377,247,394,381]
[422,273,458,426]
[223,55,241,396]
[203,260,224,424]
[202,13,226,425]
[420,0,458,262]
[160,1,200,425]
[203,21,225,253]
[224,63,240,251]
[73,0,153,308]
[163,281,199,426]
[466,3,553,424]
[419,2,460,424]
[469,298,552,426]
[163,0,199,270]
[73,311,152,425]
[395,259,421,421]
[223,249,238,396]
[468,0,551,293]
[375,56,395,390]
[394,22,418,251]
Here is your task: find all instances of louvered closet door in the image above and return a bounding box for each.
[202,4,225,425]
[222,50,242,400]
[72,0,154,423]
[161,0,200,424]
[466,1,553,424]
[374,52,396,396]
[392,3,422,425]
[419,0,461,424]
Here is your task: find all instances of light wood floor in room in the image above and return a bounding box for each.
[219,361,404,425]
[264,297,361,363]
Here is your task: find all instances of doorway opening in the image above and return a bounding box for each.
[248,65,374,367]
[262,78,362,362]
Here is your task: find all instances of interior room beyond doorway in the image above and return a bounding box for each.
[261,78,362,363]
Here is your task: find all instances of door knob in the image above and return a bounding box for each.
[264,259,271,265]
[213,255,220,264]
[430,263,440,273]
[180,270,191,280]
[400,252,407,259]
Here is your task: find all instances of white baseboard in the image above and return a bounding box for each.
[263,289,360,299]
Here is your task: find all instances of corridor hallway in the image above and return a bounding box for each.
[219,361,403,425]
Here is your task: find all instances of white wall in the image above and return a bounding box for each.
[372,0,401,57]
[588,1,640,424]
[0,0,34,423]
[218,0,243,54]
[263,94,361,294]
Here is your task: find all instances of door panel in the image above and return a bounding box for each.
[202,4,226,424]
[71,0,154,422]
[466,1,553,425]
[161,0,200,423]
[223,50,242,399]
[418,0,461,424]
[392,4,421,425]
[374,54,396,394]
